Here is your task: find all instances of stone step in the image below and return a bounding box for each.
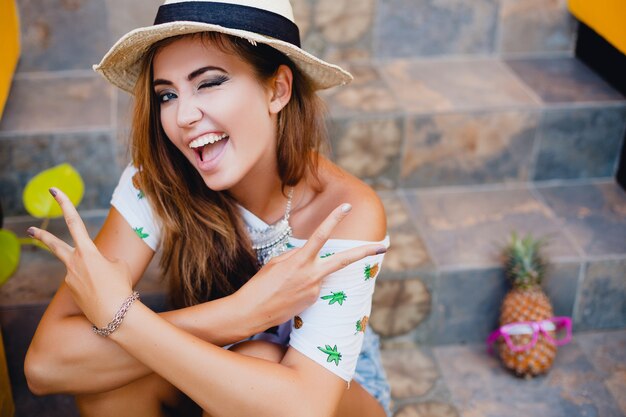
[1,1,621,218]
[3,303,624,416]
[322,56,626,190]
[379,329,626,416]
[2,178,624,342]
[373,179,626,346]
[1,0,625,415]
[9,0,577,72]
[2,55,624,217]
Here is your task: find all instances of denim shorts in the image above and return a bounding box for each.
[353,326,392,417]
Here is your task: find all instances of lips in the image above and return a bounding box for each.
[187,132,230,171]
[188,132,229,163]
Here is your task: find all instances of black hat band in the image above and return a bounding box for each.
[154,1,301,47]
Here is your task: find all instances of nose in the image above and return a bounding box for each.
[176,95,203,127]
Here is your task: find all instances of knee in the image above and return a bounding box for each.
[76,374,182,416]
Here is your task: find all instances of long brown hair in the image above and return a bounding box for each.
[130,32,328,307]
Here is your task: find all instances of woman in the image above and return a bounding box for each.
[25,1,391,416]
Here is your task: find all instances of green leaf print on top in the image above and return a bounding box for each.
[321,291,347,305]
[133,227,149,240]
[318,345,342,366]
[364,263,380,280]
[320,252,334,258]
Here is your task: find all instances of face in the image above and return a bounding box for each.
[152,35,290,192]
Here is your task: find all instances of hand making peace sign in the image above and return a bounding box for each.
[28,188,386,332]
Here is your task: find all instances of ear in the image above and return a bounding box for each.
[268,64,293,114]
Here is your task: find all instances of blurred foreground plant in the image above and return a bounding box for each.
[0,163,84,285]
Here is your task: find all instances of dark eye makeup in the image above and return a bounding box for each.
[156,74,230,104]
[198,74,230,89]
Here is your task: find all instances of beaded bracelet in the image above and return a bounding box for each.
[92,291,140,337]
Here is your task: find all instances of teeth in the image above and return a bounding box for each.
[189,133,228,149]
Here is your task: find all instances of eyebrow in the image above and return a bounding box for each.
[153,66,227,87]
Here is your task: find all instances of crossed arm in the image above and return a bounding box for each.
[25,188,385,417]
[26,208,277,394]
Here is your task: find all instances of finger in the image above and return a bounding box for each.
[298,204,352,259]
[27,226,74,264]
[48,187,93,249]
[318,244,386,276]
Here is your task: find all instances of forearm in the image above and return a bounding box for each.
[26,287,263,395]
[160,290,263,347]
[25,311,153,395]
[112,302,343,417]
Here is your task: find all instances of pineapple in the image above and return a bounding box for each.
[498,233,556,377]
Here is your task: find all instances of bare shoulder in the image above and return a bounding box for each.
[298,158,387,242]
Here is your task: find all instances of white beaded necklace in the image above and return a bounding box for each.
[246,187,294,266]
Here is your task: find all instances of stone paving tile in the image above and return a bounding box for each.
[576,330,626,415]
[378,191,435,276]
[430,267,507,344]
[15,0,111,72]
[576,259,626,331]
[433,338,624,417]
[382,345,447,401]
[0,75,112,134]
[374,0,498,58]
[403,187,579,269]
[293,0,375,62]
[381,59,539,114]
[400,110,539,188]
[381,343,458,417]
[380,344,459,416]
[498,0,576,54]
[104,0,163,41]
[535,181,626,257]
[505,57,625,103]
[0,131,119,216]
[542,262,582,318]
[321,62,400,118]
[394,402,460,417]
[115,90,134,169]
[329,117,403,189]
[372,192,436,341]
[398,263,580,345]
[372,278,432,338]
[532,106,626,181]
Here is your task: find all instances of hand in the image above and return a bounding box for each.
[237,203,386,330]
[27,188,134,329]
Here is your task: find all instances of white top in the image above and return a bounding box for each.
[111,164,389,381]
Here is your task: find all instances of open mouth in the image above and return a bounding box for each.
[189,133,229,162]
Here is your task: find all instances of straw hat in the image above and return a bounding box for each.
[94,0,353,93]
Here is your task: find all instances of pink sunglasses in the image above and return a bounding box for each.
[486,316,572,353]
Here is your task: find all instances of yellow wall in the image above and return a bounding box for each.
[0,0,21,120]
[569,0,626,55]
[0,329,14,417]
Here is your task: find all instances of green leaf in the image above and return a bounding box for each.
[133,227,150,239]
[23,163,84,219]
[320,291,347,305]
[317,344,342,366]
[0,229,20,285]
